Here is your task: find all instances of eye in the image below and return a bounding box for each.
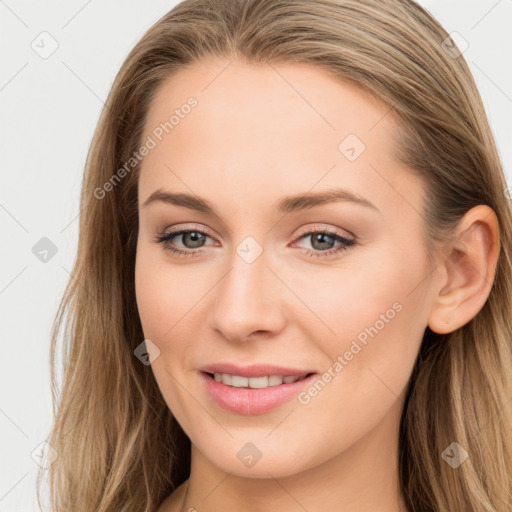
[153,225,357,259]
[291,228,356,258]
[153,225,213,258]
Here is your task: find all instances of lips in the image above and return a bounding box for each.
[199,362,315,378]
[199,362,318,415]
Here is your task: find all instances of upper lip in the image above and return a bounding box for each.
[199,363,316,378]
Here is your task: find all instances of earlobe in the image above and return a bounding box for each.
[427,205,500,335]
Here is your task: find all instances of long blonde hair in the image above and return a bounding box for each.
[40,1,512,510]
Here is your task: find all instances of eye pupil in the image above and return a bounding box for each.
[183,231,205,248]
[311,233,335,251]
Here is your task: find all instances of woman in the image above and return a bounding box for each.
[40,0,512,511]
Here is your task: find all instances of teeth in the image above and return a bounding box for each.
[212,373,304,388]
[283,375,301,383]
[268,375,284,386]
[231,375,249,387]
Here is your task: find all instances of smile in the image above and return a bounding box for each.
[210,372,311,388]
[201,371,317,415]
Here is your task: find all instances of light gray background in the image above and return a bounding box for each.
[1,1,511,510]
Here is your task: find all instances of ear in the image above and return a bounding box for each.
[428,205,500,334]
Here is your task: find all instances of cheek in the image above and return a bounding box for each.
[135,248,166,339]
[134,247,197,412]
[289,267,425,456]
[135,243,194,340]
[134,245,211,391]
[299,244,428,397]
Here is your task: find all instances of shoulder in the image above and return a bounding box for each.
[156,481,188,512]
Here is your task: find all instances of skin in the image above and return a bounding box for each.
[134,57,500,512]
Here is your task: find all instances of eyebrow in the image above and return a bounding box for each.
[142,187,379,214]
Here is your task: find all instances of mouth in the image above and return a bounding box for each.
[201,371,318,415]
[203,371,315,389]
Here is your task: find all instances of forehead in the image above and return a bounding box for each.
[143,57,398,146]
[139,57,421,217]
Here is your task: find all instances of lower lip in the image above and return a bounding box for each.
[201,372,316,415]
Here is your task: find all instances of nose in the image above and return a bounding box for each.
[208,248,287,343]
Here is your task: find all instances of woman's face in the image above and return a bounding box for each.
[135,57,438,478]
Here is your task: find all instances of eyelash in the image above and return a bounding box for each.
[153,224,356,259]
